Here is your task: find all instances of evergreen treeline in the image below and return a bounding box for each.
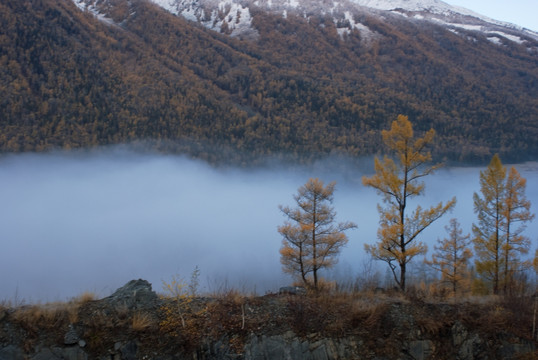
[1,0,537,164]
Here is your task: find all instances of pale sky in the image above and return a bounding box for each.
[446,0,538,32]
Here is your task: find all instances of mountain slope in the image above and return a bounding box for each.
[0,0,537,164]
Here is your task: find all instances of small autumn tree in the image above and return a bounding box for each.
[426,218,472,296]
[501,166,535,294]
[362,115,456,291]
[473,154,535,294]
[160,267,201,329]
[473,154,505,294]
[278,178,357,290]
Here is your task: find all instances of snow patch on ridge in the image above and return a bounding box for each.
[288,0,299,8]
[71,0,118,25]
[351,0,498,24]
[488,31,525,44]
[335,11,376,41]
[69,0,538,46]
[156,0,258,38]
[429,18,535,45]
[487,36,502,45]
[352,0,537,43]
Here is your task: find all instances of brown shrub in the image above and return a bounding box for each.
[497,296,534,340]
[286,295,326,336]
[10,303,71,352]
[159,297,207,352]
[72,291,96,305]
[12,303,70,331]
[79,307,121,353]
[131,311,154,332]
[206,292,247,336]
[283,291,391,338]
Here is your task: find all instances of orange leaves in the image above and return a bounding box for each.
[472,154,535,294]
[381,115,435,172]
[278,178,357,290]
[426,218,472,295]
[363,114,455,291]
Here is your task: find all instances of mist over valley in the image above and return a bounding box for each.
[1,149,537,302]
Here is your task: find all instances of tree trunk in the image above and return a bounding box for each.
[400,262,406,292]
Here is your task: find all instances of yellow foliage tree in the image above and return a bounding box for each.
[472,154,505,294]
[473,155,535,294]
[160,267,201,331]
[161,275,193,329]
[474,156,535,294]
[362,115,456,291]
[278,178,357,290]
[502,166,535,294]
[426,218,472,296]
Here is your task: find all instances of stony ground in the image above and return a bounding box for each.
[0,279,537,359]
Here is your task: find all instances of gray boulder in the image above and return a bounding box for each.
[279,286,307,295]
[105,279,158,309]
[64,325,80,345]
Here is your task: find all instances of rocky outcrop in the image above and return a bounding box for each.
[104,279,159,310]
[245,331,361,360]
[0,280,535,360]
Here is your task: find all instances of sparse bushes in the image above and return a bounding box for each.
[205,290,251,353]
[285,290,391,338]
[72,291,97,304]
[159,269,208,351]
[131,311,154,332]
[10,302,72,351]
[12,304,65,330]
[160,275,195,329]
[78,300,158,353]
[0,292,99,352]
[1,284,537,359]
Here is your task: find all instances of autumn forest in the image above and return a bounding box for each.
[1,0,537,165]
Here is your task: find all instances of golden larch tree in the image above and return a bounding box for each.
[362,115,456,291]
[278,178,357,290]
[501,166,535,294]
[472,154,505,294]
[473,154,534,295]
[426,218,472,296]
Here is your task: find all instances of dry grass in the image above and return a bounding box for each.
[205,291,248,334]
[8,291,98,333]
[12,303,67,329]
[2,286,536,359]
[283,290,391,337]
[131,311,154,332]
[0,300,8,310]
[0,301,8,321]
[72,291,96,304]
[65,302,80,324]
[9,302,73,352]
[80,309,114,352]
[447,295,536,342]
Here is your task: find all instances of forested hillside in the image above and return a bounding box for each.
[1,0,537,164]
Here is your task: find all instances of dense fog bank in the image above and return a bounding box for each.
[1,150,537,301]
